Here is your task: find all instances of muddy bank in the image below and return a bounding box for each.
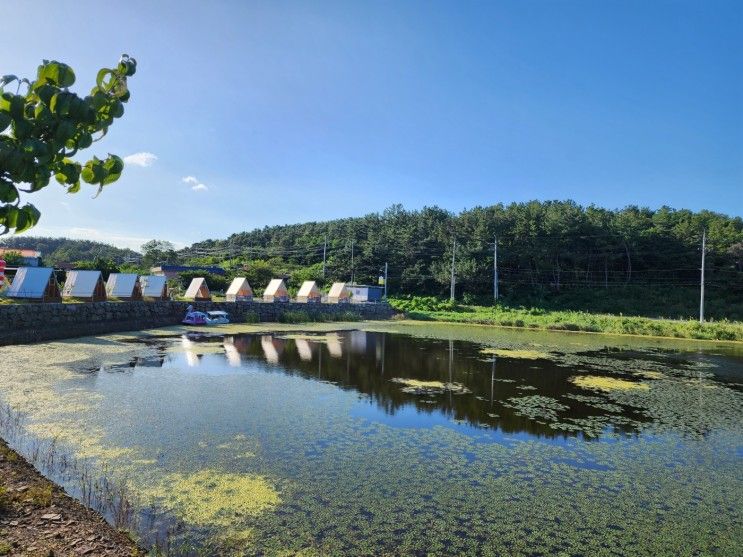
[0,439,142,557]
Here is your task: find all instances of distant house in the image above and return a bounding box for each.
[139,275,168,300]
[106,273,142,301]
[296,281,321,303]
[151,265,226,280]
[327,282,351,304]
[348,285,384,302]
[6,267,61,302]
[62,270,107,302]
[184,277,212,301]
[225,277,253,302]
[0,248,42,267]
[263,279,289,303]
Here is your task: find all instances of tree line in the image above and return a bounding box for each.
[186,201,742,298]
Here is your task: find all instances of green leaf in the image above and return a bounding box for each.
[0,111,10,132]
[38,61,75,88]
[14,204,41,233]
[101,154,124,185]
[0,180,18,203]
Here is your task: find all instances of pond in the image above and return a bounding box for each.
[0,322,741,555]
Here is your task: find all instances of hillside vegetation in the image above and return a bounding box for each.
[185,201,742,320]
[0,236,140,265]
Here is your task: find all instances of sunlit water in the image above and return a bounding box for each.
[1,322,741,555]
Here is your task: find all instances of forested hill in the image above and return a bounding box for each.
[0,236,141,265]
[187,201,743,298]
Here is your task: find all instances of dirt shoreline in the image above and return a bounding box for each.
[0,438,143,557]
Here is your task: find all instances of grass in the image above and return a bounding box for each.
[389,296,743,342]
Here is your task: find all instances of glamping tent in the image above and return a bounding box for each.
[105,273,142,300]
[62,270,107,302]
[225,277,253,302]
[184,277,211,301]
[296,281,321,303]
[139,275,168,300]
[327,282,351,304]
[263,279,289,302]
[6,267,61,302]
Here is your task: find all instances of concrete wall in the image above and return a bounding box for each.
[0,301,396,346]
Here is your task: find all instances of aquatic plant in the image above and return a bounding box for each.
[571,375,649,392]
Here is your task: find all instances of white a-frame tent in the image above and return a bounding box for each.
[327,282,351,303]
[184,277,211,301]
[7,267,61,302]
[105,273,142,300]
[225,277,253,301]
[263,279,289,302]
[139,275,168,300]
[62,270,107,302]
[296,281,321,303]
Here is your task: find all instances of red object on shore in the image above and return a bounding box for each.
[0,259,5,286]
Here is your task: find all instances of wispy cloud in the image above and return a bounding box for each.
[182,176,209,192]
[123,152,158,167]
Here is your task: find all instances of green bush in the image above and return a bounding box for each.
[244,311,260,323]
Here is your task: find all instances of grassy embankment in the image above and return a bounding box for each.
[389,296,743,342]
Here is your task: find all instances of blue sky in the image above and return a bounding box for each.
[3,0,741,250]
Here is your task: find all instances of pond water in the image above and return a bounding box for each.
[1,322,742,555]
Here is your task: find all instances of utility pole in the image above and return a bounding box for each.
[493,235,499,302]
[699,230,706,324]
[322,234,327,279]
[450,240,456,301]
[350,240,355,285]
[384,262,388,298]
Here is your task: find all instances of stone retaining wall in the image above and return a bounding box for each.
[1,300,396,346]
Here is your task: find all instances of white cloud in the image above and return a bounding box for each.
[182,175,209,192]
[123,152,158,167]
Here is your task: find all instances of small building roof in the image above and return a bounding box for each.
[264,279,288,297]
[7,267,57,299]
[226,277,253,296]
[297,281,320,297]
[106,273,139,298]
[63,270,105,298]
[139,275,167,297]
[0,248,41,258]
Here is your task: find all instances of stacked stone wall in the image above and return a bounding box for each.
[0,301,396,345]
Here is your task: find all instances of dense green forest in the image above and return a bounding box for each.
[185,201,740,286]
[0,236,140,265]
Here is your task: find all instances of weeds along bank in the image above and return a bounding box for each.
[389,297,743,342]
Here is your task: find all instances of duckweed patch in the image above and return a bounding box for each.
[149,470,280,527]
[390,378,471,395]
[571,375,650,392]
[480,348,551,360]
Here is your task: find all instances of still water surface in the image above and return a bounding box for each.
[1,323,741,555]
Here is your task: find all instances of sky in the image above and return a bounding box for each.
[2,0,741,250]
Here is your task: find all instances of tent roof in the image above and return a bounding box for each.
[7,267,55,298]
[139,275,167,296]
[264,279,287,296]
[297,281,320,297]
[226,277,252,296]
[106,273,139,297]
[63,270,103,297]
[328,282,349,298]
[184,277,209,298]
